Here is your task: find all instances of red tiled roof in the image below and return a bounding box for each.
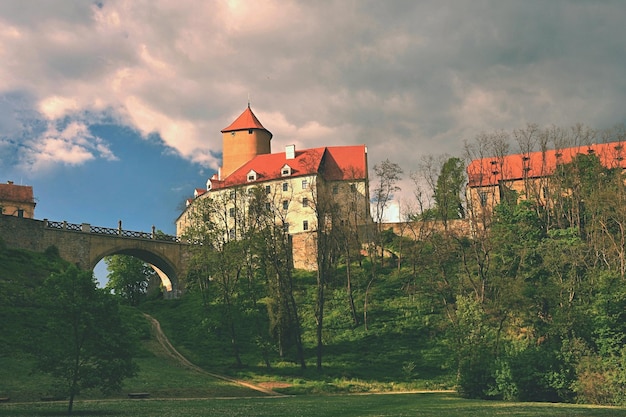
[209,145,367,189]
[467,141,626,187]
[0,183,35,203]
[221,106,272,138]
[322,146,368,181]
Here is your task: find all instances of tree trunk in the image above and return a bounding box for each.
[315,266,326,371]
[345,252,359,326]
[364,274,375,331]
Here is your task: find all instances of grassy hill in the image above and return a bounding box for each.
[0,240,456,401]
[0,242,265,402]
[139,264,456,394]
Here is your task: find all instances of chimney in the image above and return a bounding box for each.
[286,144,295,160]
[7,180,14,185]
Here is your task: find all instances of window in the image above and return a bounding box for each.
[303,220,309,231]
[248,174,255,181]
[17,209,24,218]
[282,182,288,191]
[350,183,357,192]
[229,207,235,218]
[282,200,289,210]
[479,191,488,207]
[302,197,309,207]
[283,223,290,233]
[229,228,236,239]
[302,179,309,189]
[229,190,235,199]
[265,202,271,211]
[265,185,271,194]
[332,185,339,194]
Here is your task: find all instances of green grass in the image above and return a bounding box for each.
[139,265,457,395]
[2,392,626,417]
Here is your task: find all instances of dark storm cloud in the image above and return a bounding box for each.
[1,0,625,177]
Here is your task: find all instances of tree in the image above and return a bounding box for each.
[434,157,466,227]
[307,177,342,370]
[182,189,248,367]
[365,159,403,330]
[249,185,306,369]
[372,159,404,265]
[104,254,156,306]
[35,265,137,414]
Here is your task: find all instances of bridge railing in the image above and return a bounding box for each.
[44,219,181,243]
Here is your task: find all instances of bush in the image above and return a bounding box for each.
[573,348,626,405]
[457,348,496,399]
[484,340,577,403]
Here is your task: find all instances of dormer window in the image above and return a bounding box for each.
[247,170,257,182]
[281,164,292,176]
[206,179,212,191]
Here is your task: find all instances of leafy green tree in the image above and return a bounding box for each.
[434,157,465,226]
[34,265,138,414]
[104,254,155,306]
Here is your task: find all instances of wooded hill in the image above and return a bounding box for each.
[4,127,626,407]
[157,142,626,405]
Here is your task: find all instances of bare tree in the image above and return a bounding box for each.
[371,159,404,266]
[364,159,403,330]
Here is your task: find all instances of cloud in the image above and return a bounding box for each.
[17,121,117,172]
[0,0,625,179]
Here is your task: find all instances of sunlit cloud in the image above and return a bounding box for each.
[18,121,117,172]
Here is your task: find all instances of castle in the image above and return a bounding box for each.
[176,105,371,269]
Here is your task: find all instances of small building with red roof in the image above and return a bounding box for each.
[177,106,370,270]
[0,181,36,218]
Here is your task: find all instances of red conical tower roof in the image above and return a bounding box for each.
[221,105,272,138]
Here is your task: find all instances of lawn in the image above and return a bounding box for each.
[2,392,626,417]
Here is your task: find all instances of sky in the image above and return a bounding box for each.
[2,1,626,280]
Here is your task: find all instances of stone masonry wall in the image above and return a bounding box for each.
[0,215,92,267]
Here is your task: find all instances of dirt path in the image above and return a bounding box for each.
[142,313,284,396]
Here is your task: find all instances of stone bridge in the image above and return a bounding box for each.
[0,214,190,297]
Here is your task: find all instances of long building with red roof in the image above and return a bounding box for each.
[177,106,370,270]
[466,141,626,220]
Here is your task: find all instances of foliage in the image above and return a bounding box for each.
[105,254,156,305]
[0,245,68,356]
[433,157,466,223]
[33,265,138,414]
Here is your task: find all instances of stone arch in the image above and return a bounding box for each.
[90,247,179,296]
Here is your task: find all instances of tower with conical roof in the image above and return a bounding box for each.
[220,105,272,179]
